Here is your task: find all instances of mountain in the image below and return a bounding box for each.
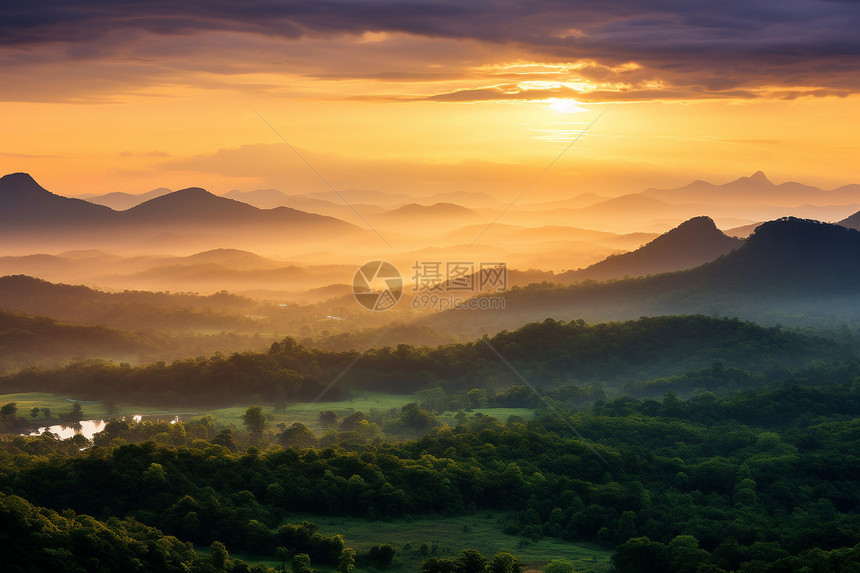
[371,202,481,234]
[836,209,860,231]
[643,171,860,207]
[222,189,386,223]
[419,190,503,208]
[0,275,256,330]
[559,216,744,282]
[121,187,265,224]
[222,188,291,208]
[175,248,284,270]
[0,175,364,254]
[724,222,763,238]
[691,217,860,292]
[0,173,114,227]
[301,188,415,206]
[420,217,860,335]
[379,202,477,220]
[504,193,704,232]
[83,188,172,210]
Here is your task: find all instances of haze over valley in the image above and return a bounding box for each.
[3,1,860,572]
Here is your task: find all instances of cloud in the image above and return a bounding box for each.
[1,0,859,101]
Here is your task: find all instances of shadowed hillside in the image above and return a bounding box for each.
[421,218,860,334]
[559,216,743,282]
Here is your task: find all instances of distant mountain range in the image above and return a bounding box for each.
[421,217,860,334]
[382,202,476,218]
[502,171,860,233]
[644,171,860,207]
[559,216,744,282]
[80,188,173,210]
[0,248,354,297]
[0,173,363,253]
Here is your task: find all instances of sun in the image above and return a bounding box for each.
[547,98,585,114]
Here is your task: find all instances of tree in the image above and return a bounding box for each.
[399,403,438,435]
[278,423,317,448]
[292,553,314,573]
[0,402,17,418]
[242,405,267,439]
[212,428,238,451]
[457,549,487,573]
[487,552,524,573]
[30,407,40,418]
[210,541,230,571]
[612,537,669,573]
[363,544,395,568]
[337,548,356,573]
[70,402,83,421]
[668,535,710,573]
[276,547,291,571]
[543,559,577,573]
[319,411,339,428]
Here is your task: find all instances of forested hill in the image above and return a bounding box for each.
[0,315,846,407]
[559,216,743,282]
[0,310,155,373]
[0,275,256,331]
[422,217,860,335]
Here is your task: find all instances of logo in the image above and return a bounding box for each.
[352,260,403,311]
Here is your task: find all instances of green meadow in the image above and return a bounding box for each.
[0,391,535,432]
[236,512,612,573]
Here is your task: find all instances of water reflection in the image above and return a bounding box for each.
[26,414,185,440]
[30,419,105,440]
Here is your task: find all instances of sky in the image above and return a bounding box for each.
[2,0,859,199]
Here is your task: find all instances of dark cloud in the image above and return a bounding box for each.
[2,0,859,96]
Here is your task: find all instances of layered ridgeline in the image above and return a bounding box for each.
[423,217,860,334]
[643,170,860,207]
[559,216,743,282]
[0,315,849,407]
[0,173,362,252]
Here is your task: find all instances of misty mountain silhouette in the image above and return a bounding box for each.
[643,171,860,207]
[836,209,860,231]
[0,173,114,227]
[0,174,361,245]
[379,202,477,219]
[560,216,743,282]
[177,248,283,269]
[422,217,860,335]
[83,188,172,210]
[687,217,860,292]
[122,187,265,224]
[222,188,290,208]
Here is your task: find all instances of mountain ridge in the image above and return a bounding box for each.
[559,216,744,282]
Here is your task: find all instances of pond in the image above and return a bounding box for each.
[26,414,180,440]
[29,419,107,440]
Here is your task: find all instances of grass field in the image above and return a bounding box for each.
[235,511,612,573]
[203,391,423,431]
[0,392,178,420]
[0,391,535,433]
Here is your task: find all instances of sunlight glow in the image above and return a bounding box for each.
[547,98,586,114]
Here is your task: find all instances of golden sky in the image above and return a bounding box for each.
[2,2,858,199]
